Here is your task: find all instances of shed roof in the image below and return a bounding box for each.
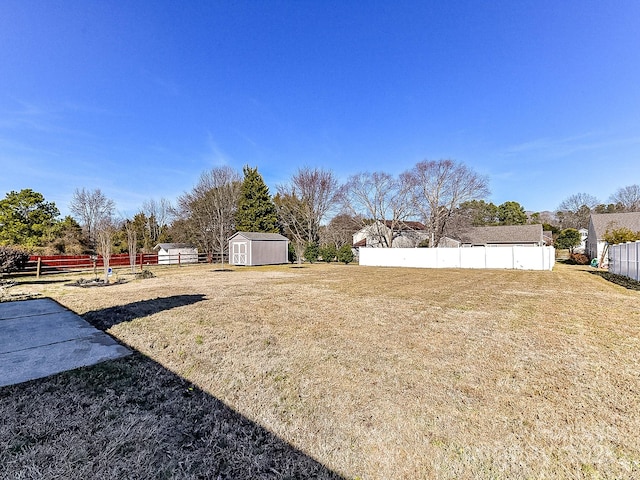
[153,243,196,251]
[459,224,543,245]
[229,232,289,242]
[589,212,640,240]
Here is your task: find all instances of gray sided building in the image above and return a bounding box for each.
[228,232,289,266]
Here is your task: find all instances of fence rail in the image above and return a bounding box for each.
[609,241,640,281]
[20,253,227,277]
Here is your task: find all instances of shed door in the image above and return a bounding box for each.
[232,242,247,265]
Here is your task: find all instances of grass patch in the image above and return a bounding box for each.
[3,263,640,479]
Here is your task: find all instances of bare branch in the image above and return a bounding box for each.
[340,171,415,247]
[69,188,116,253]
[609,185,640,212]
[406,159,489,246]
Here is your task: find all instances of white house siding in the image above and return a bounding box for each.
[586,221,600,260]
[576,228,589,253]
[352,222,428,248]
[359,246,555,271]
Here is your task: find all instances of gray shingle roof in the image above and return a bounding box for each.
[590,212,640,239]
[459,224,543,245]
[229,232,289,241]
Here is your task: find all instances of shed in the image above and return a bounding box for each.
[228,232,289,266]
[153,243,198,265]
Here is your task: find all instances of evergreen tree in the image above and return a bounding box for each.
[337,244,355,264]
[556,228,582,253]
[0,189,60,248]
[497,201,527,225]
[236,166,279,232]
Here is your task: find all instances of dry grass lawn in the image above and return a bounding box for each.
[2,262,640,479]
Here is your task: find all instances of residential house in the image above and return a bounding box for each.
[352,220,428,248]
[443,224,547,247]
[575,228,588,253]
[586,212,640,263]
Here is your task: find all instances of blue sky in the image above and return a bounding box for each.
[1,1,639,218]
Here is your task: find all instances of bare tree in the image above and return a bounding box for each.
[320,213,362,248]
[177,166,241,268]
[610,185,640,212]
[273,192,308,264]
[339,171,414,247]
[95,215,116,283]
[124,219,137,273]
[141,198,173,245]
[276,167,340,246]
[557,192,600,229]
[407,159,490,247]
[69,188,116,252]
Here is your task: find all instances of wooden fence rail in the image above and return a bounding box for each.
[21,253,227,277]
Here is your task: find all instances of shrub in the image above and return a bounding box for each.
[288,243,297,263]
[304,243,319,263]
[319,244,337,263]
[567,252,590,265]
[337,244,355,264]
[137,269,155,279]
[603,227,640,245]
[0,246,30,276]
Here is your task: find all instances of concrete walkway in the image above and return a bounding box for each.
[0,298,131,388]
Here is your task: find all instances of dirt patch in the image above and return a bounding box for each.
[65,278,128,288]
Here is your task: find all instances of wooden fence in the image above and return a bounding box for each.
[22,253,226,277]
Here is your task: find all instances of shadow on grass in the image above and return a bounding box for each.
[589,270,640,291]
[9,278,70,286]
[0,351,344,479]
[83,294,207,330]
[1,293,344,479]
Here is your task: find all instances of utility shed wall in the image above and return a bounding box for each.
[251,240,288,265]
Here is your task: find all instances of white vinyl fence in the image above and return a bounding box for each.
[359,246,555,271]
[609,241,640,281]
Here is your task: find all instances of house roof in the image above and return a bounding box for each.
[589,212,640,240]
[153,243,196,251]
[459,224,544,245]
[353,238,367,247]
[229,232,289,242]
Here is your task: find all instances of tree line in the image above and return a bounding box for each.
[2,159,640,272]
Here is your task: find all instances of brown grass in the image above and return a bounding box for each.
[2,263,640,479]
